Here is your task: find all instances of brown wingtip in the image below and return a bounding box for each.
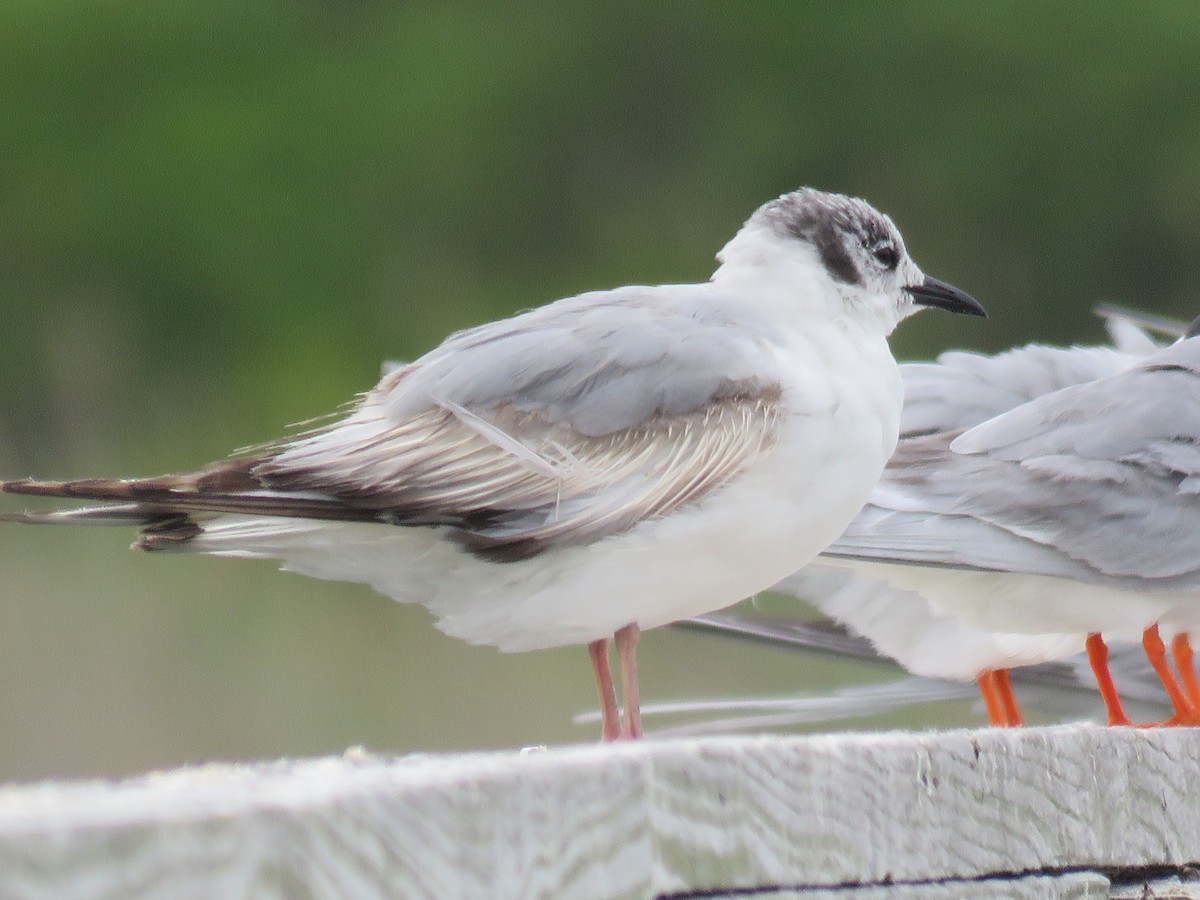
[2,478,75,497]
[1,478,141,501]
[2,478,40,494]
[0,457,271,502]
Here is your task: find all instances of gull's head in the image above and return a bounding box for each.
[713,188,985,334]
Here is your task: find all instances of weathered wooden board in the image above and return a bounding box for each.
[0,727,1198,898]
[1108,875,1200,899]
[766,873,1111,899]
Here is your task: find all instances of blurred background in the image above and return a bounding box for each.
[1,2,1199,782]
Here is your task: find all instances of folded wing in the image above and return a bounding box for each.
[3,286,785,562]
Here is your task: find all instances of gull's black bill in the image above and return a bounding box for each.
[903,276,987,318]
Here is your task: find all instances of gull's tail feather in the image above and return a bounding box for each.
[0,501,164,527]
[0,458,387,552]
[0,485,210,551]
[0,501,207,549]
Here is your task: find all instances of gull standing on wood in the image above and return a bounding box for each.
[794,319,1162,726]
[694,311,1186,726]
[0,188,984,741]
[778,316,1200,728]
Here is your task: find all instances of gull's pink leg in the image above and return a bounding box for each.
[1086,633,1132,726]
[615,622,643,740]
[588,638,621,742]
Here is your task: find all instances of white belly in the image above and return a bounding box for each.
[826,557,1180,641]
[777,562,1085,680]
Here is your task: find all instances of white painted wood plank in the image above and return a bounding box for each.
[0,727,1197,898]
[642,726,1200,893]
[780,872,1111,899]
[1109,875,1200,899]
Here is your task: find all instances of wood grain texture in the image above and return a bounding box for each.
[0,728,1198,898]
[1108,875,1200,899]
[768,872,1112,899]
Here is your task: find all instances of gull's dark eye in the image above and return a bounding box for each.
[869,241,899,271]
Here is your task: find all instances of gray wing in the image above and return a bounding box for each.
[951,335,1200,464]
[899,343,1137,437]
[900,308,1181,438]
[377,285,772,434]
[834,337,1200,585]
[260,286,784,560]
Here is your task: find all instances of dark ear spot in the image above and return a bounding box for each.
[782,215,862,286]
[814,232,862,286]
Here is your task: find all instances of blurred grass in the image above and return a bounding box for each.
[2,1,1200,780]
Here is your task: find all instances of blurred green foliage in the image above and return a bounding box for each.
[5,1,1200,472]
[1,2,1199,779]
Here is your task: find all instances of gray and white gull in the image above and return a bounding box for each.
[728,312,1200,726]
[0,188,984,741]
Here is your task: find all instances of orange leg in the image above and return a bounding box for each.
[993,669,1024,727]
[1086,633,1132,726]
[976,670,1009,726]
[1144,624,1200,726]
[588,638,621,742]
[1171,633,1200,712]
